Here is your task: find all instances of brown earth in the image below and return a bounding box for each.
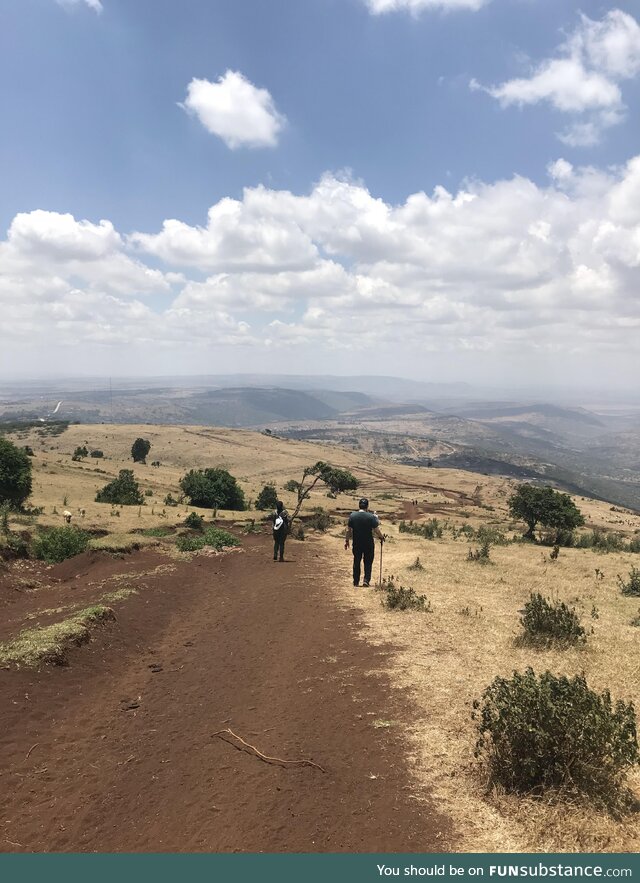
[0,534,451,853]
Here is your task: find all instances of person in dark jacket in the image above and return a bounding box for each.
[272,499,290,562]
[344,497,384,587]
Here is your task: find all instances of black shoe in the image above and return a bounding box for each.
[279,558,284,562]
[363,581,370,587]
[353,582,359,587]
[273,557,277,561]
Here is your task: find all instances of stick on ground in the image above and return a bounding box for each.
[212,727,326,772]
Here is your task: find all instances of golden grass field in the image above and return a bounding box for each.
[4,422,640,852]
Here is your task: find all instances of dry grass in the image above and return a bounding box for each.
[0,605,116,668]
[322,526,640,852]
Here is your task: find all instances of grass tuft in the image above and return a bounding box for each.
[0,606,115,668]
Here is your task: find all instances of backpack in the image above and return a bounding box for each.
[274,511,285,530]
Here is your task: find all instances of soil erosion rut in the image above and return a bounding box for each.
[0,535,449,852]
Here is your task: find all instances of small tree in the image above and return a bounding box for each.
[131,438,151,463]
[255,484,278,511]
[72,445,88,461]
[0,437,32,508]
[508,484,584,540]
[179,468,246,510]
[288,461,359,522]
[96,470,144,506]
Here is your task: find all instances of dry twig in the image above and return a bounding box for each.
[212,727,326,773]
[25,743,39,761]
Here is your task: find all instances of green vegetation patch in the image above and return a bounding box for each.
[31,526,89,563]
[175,526,240,553]
[0,605,115,667]
[473,668,639,805]
[519,593,586,647]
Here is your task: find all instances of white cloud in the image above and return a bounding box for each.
[474,9,640,146]
[57,0,103,13]
[365,0,488,12]
[3,158,640,382]
[180,71,285,149]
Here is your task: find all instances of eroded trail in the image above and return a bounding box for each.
[0,536,450,852]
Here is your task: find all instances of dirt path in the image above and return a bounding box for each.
[0,535,450,853]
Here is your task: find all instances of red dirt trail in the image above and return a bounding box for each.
[0,535,450,853]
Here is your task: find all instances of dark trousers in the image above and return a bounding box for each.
[353,542,374,585]
[273,534,286,561]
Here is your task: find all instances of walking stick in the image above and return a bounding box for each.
[378,535,385,587]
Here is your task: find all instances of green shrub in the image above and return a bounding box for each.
[175,526,240,553]
[283,479,300,493]
[141,527,171,537]
[164,493,179,507]
[520,593,586,647]
[382,583,431,611]
[476,525,509,546]
[96,470,144,506]
[399,518,442,539]
[1,532,29,560]
[407,556,425,571]
[289,522,305,540]
[31,526,89,563]
[255,484,278,511]
[89,450,104,458]
[618,566,640,597]
[473,668,639,802]
[467,540,492,564]
[72,446,88,460]
[144,489,153,497]
[184,511,205,531]
[179,468,246,511]
[575,529,626,553]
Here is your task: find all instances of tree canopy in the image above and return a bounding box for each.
[179,468,246,511]
[0,437,32,508]
[289,461,359,522]
[255,483,278,511]
[95,469,144,506]
[508,484,585,539]
[131,438,151,463]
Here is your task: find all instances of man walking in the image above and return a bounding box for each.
[345,497,384,587]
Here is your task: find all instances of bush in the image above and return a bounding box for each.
[164,493,179,507]
[289,523,305,540]
[520,593,586,646]
[90,450,104,458]
[618,566,640,597]
[144,489,153,497]
[284,479,300,493]
[179,468,246,511]
[0,437,32,508]
[473,668,639,802]
[72,446,88,461]
[407,556,425,571]
[176,526,240,553]
[96,470,144,506]
[1,532,29,560]
[307,507,331,532]
[131,438,151,463]
[255,484,278,511]
[184,511,205,531]
[31,526,89,563]
[575,529,626,553]
[468,540,492,564]
[399,518,443,539]
[382,583,431,611]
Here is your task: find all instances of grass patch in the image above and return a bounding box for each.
[140,526,172,538]
[175,526,240,553]
[0,605,115,667]
[88,533,159,553]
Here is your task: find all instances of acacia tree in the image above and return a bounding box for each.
[0,437,32,508]
[131,438,151,463]
[508,484,584,539]
[288,461,359,522]
[179,468,246,511]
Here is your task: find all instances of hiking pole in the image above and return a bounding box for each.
[378,534,387,588]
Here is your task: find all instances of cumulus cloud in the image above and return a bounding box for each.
[365,0,488,12]
[3,158,640,379]
[474,9,640,146]
[180,71,285,149]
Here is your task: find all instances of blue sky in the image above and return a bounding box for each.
[1,0,639,387]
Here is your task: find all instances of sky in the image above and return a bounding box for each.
[1,0,639,389]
